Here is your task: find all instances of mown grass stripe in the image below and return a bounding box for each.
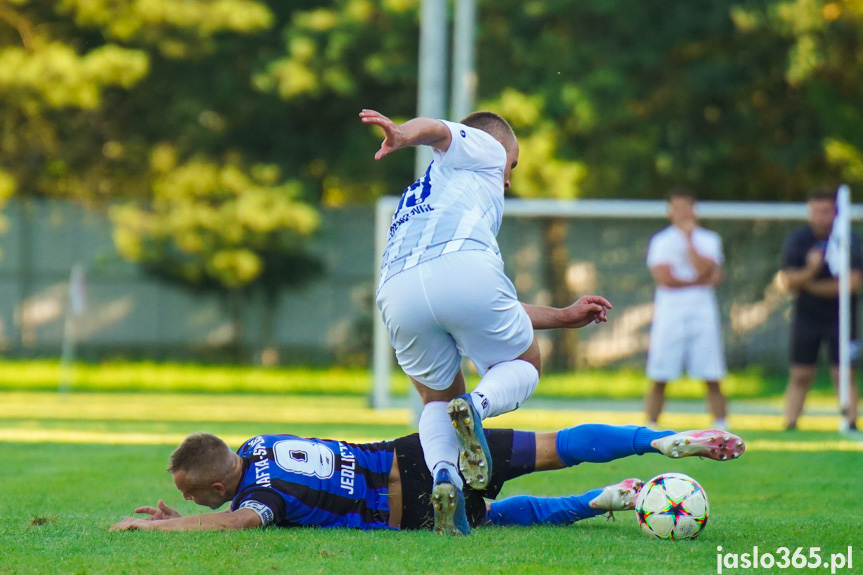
[0,391,848,431]
[1,428,860,452]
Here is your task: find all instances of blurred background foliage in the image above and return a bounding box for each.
[1,0,863,291]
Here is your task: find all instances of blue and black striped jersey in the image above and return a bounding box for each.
[230,434,396,530]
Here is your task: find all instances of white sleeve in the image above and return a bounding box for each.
[646,233,671,267]
[699,230,724,265]
[433,121,507,172]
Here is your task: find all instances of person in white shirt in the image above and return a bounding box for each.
[645,187,728,429]
[359,109,612,535]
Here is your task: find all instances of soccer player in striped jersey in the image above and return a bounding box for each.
[360,108,613,535]
[110,424,744,532]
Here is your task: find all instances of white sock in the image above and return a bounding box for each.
[418,401,463,490]
[470,359,539,419]
[431,461,461,489]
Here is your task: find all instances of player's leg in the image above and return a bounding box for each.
[480,422,745,527]
[552,425,675,467]
[413,377,473,536]
[704,381,728,429]
[645,307,684,427]
[556,425,745,465]
[414,375,464,490]
[509,424,739,477]
[469,337,542,419]
[418,379,472,536]
[424,251,538,489]
[376,266,470,534]
[688,302,728,429]
[784,322,820,430]
[645,382,667,428]
[449,340,540,488]
[485,478,644,527]
[532,424,744,473]
[785,366,817,430]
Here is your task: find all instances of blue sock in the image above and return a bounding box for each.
[555,424,676,467]
[487,490,604,526]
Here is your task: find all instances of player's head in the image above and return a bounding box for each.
[169,433,240,509]
[806,188,836,238]
[666,185,696,225]
[461,111,519,189]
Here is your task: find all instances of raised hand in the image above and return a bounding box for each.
[359,109,406,160]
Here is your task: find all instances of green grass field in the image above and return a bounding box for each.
[0,378,861,574]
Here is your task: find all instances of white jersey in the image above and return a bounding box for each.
[646,225,723,310]
[378,120,507,289]
[646,225,726,381]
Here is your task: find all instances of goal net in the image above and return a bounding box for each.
[370,197,863,408]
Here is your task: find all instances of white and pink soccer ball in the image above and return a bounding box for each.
[635,472,709,540]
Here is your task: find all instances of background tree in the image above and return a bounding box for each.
[0,0,328,358]
[3,0,863,366]
[478,0,863,201]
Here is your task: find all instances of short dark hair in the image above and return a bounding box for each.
[169,432,234,484]
[808,188,836,203]
[667,185,695,203]
[460,111,516,151]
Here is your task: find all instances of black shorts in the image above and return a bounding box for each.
[393,429,533,530]
[791,319,859,366]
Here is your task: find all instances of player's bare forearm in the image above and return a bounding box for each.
[699,266,724,287]
[782,267,820,291]
[802,279,840,298]
[523,296,612,329]
[522,304,563,329]
[650,265,702,289]
[803,272,862,298]
[359,110,451,160]
[110,509,262,532]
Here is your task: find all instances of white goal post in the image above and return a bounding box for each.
[370,195,862,410]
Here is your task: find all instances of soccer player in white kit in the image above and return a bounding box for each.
[645,187,728,429]
[360,109,612,535]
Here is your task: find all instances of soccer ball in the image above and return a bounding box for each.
[634,472,709,540]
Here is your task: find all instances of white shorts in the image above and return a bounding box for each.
[376,250,534,390]
[646,296,726,382]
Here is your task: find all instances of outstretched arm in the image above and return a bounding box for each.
[359,109,452,160]
[522,296,612,330]
[110,508,261,532]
